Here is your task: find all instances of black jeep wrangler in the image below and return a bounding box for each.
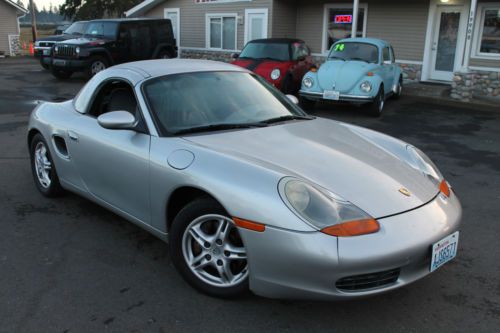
[48,18,177,79]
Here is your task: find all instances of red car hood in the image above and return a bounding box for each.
[232,59,294,82]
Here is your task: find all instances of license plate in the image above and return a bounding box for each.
[430,231,459,272]
[53,59,66,66]
[323,90,340,100]
[43,49,50,56]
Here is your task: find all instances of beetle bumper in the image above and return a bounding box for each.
[299,90,375,103]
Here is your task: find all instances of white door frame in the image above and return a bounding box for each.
[164,8,180,52]
[244,8,269,46]
[422,0,469,81]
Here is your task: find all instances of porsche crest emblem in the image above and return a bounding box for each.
[399,188,411,197]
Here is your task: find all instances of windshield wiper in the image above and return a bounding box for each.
[348,57,369,63]
[259,115,314,125]
[173,122,268,135]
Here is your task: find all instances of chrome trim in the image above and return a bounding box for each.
[299,90,374,102]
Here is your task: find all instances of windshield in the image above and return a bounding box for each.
[64,22,86,35]
[239,43,291,61]
[84,22,118,39]
[328,42,379,63]
[143,72,308,135]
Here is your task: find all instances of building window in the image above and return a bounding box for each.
[206,14,237,50]
[474,4,500,58]
[322,4,368,53]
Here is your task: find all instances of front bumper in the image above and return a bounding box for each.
[50,57,89,72]
[240,191,462,300]
[299,90,374,103]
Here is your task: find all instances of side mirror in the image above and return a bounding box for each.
[232,53,240,59]
[383,60,392,65]
[97,111,136,130]
[286,94,299,105]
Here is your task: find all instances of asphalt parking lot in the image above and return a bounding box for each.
[0,57,499,332]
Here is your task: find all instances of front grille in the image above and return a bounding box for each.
[55,45,76,58]
[39,42,55,48]
[336,268,401,292]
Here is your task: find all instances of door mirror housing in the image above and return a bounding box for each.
[232,53,240,59]
[383,60,392,65]
[97,111,137,130]
[286,94,299,105]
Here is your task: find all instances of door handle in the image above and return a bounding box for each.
[68,130,79,142]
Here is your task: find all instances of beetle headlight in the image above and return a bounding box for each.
[303,77,314,89]
[270,69,281,81]
[360,81,372,93]
[279,178,379,237]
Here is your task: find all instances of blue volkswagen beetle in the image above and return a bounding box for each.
[299,38,403,116]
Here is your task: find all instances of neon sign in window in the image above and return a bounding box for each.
[334,15,353,24]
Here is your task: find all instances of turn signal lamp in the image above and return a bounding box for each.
[439,180,451,197]
[310,66,318,73]
[233,217,266,232]
[321,219,380,237]
[367,71,374,77]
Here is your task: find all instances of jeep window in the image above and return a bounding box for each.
[84,22,118,39]
[64,22,86,36]
[328,42,378,63]
[239,42,291,61]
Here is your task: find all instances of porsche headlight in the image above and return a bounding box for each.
[303,77,314,89]
[406,146,442,183]
[360,81,372,93]
[270,69,281,81]
[279,178,379,237]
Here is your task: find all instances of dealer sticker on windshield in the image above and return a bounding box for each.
[323,90,340,101]
[430,231,459,272]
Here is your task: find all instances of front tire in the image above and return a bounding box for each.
[393,76,403,100]
[368,85,385,117]
[169,197,249,298]
[40,58,50,70]
[30,133,64,197]
[86,55,108,78]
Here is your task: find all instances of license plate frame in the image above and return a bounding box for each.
[53,59,66,66]
[430,231,459,272]
[323,90,340,101]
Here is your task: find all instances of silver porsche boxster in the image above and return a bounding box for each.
[28,59,462,300]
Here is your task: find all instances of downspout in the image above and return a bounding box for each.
[351,0,359,38]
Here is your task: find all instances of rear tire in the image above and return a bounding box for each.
[169,197,249,298]
[157,49,171,59]
[368,85,385,117]
[30,133,64,197]
[393,76,403,100]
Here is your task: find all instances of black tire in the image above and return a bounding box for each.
[299,97,316,111]
[368,85,385,117]
[393,76,403,100]
[86,55,109,78]
[30,133,64,197]
[281,72,296,95]
[169,197,249,298]
[40,58,50,70]
[51,67,73,79]
[157,49,171,59]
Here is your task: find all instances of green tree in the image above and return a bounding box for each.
[59,0,142,20]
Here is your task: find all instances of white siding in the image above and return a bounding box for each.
[0,0,20,54]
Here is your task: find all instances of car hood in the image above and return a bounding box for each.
[59,37,108,46]
[318,60,379,92]
[37,34,77,43]
[232,59,293,81]
[184,118,438,218]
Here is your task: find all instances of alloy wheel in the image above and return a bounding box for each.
[182,214,248,288]
[34,142,52,188]
[91,61,106,75]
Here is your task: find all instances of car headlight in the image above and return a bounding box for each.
[360,81,372,93]
[75,47,80,54]
[279,178,379,237]
[303,77,314,89]
[54,46,59,52]
[34,41,40,47]
[270,69,281,81]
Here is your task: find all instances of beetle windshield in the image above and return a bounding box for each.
[328,42,379,63]
[64,22,86,36]
[143,72,311,135]
[239,43,290,61]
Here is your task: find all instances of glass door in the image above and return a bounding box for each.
[245,9,268,45]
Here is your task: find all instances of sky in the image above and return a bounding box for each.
[20,0,66,11]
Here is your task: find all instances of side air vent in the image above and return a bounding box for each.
[53,135,69,158]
